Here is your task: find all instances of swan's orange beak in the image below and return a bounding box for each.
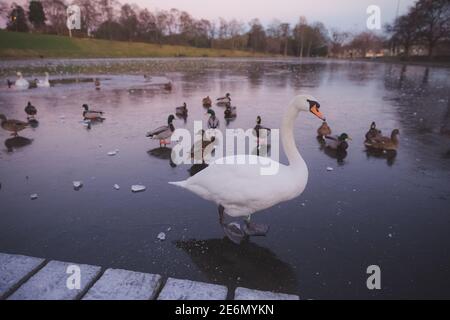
[310,105,325,121]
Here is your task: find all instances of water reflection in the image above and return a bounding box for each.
[175,113,188,124]
[148,147,177,168]
[365,149,397,166]
[188,163,209,176]
[317,137,348,164]
[175,238,297,293]
[28,119,39,129]
[4,136,33,152]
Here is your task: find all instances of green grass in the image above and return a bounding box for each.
[0,30,266,59]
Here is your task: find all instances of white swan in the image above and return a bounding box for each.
[170,95,325,243]
[37,72,50,88]
[15,72,29,90]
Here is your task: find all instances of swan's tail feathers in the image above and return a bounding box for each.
[169,180,188,188]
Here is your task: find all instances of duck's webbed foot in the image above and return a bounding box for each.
[243,221,269,237]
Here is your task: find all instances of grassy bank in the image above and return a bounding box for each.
[0,30,265,59]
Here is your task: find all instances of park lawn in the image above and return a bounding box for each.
[0,30,265,59]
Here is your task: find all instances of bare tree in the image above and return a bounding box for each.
[415,0,450,58]
[41,0,67,35]
[74,0,101,36]
[330,29,350,57]
[119,3,138,42]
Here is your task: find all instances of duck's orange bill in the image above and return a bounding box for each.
[311,105,325,120]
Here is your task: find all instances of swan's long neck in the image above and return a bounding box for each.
[281,103,305,168]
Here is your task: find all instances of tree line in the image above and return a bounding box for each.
[386,0,449,58]
[1,0,449,58]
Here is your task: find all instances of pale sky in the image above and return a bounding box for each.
[2,0,416,31]
[135,0,415,30]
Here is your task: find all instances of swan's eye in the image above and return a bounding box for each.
[307,99,320,110]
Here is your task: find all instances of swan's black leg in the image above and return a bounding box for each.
[218,205,225,225]
[218,205,246,244]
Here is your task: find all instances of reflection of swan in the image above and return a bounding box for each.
[175,238,298,293]
[15,72,29,90]
[5,137,33,152]
[37,72,50,88]
[170,95,325,243]
[148,147,176,167]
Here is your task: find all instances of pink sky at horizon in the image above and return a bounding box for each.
[2,0,415,31]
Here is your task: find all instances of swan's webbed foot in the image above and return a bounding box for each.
[218,205,246,244]
[222,222,246,245]
[243,222,269,237]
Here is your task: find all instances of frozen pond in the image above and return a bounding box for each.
[0,58,449,299]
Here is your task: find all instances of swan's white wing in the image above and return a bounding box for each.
[172,155,307,217]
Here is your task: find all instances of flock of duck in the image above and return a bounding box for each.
[1,72,400,244]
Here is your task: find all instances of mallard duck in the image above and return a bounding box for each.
[37,72,50,88]
[0,114,29,136]
[365,129,400,151]
[146,115,175,147]
[365,122,382,142]
[25,102,37,120]
[176,102,188,115]
[217,93,231,106]
[164,82,172,91]
[82,104,105,121]
[191,130,216,162]
[207,109,219,129]
[202,96,212,107]
[224,105,237,118]
[317,121,331,138]
[15,72,29,90]
[94,78,101,90]
[325,133,351,152]
[169,95,326,244]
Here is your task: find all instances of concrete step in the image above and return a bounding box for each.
[8,260,101,300]
[0,253,45,299]
[83,268,162,300]
[157,278,228,300]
